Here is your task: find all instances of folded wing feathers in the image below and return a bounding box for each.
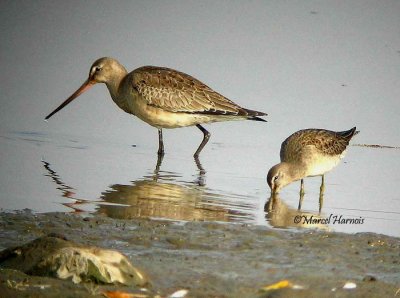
[281,129,352,161]
[133,66,247,115]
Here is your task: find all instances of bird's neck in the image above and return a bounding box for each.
[106,82,119,103]
[105,72,127,101]
[284,162,307,182]
[105,71,134,114]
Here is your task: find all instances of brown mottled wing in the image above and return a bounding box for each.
[131,66,246,115]
[280,128,356,162]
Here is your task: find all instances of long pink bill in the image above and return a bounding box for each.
[45,79,95,120]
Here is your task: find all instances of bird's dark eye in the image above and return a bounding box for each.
[274,176,279,181]
[95,66,102,72]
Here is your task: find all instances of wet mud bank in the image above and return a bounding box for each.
[0,211,399,297]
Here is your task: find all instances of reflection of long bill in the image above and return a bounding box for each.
[45,79,95,120]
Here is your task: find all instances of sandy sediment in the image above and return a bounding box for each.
[0,211,399,297]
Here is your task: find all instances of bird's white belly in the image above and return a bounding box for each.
[126,99,237,128]
[128,102,217,128]
[305,154,343,177]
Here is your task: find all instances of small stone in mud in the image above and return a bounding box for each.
[0,234,148,286]
[362,275,377,282]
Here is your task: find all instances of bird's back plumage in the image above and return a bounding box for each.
[131,66,266,118]
[280,127,357,162]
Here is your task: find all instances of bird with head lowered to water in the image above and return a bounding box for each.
[267,127,358,210]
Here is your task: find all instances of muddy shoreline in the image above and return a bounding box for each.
[0,211,399,297]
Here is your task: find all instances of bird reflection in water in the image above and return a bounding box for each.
[264,193,328,231]
[42,155,252,222]
[42,160,85,212]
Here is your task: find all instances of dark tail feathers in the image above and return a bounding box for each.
[337,127,358,140]
[243,108,268,122]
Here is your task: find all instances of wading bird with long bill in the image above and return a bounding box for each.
[45,57,267,157]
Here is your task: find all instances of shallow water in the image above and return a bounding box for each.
[1,1,400,239]
[1,127,399,237]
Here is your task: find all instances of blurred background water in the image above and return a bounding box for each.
[0,1,399,236]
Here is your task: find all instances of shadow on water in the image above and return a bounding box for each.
[42,155,254,222]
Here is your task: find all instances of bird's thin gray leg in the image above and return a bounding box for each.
[300,178,305,196]
[152,153,164,182]
[158,129,165,156]
[194,156,206,186]
[155,153,163,174]
[194,156,206,175]
[319,175,325,213]
[320,175,325,193]
[298,179,305,210]
[194,124,211,157]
